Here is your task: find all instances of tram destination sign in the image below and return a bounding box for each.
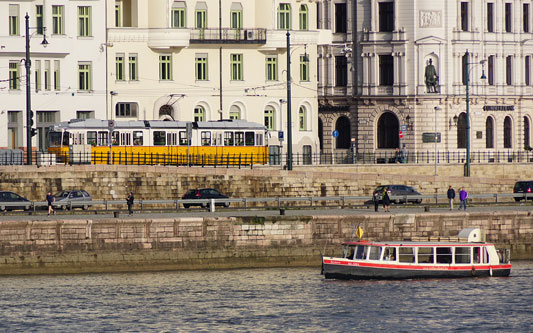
[483,105,514,111]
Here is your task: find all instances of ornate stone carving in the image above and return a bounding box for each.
[419,11,442,28]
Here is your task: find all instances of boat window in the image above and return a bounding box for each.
[153,131,166,146]
[382,247,396,261]
[399,247,415,263]
[417,247,434,264]
[368,246,382,260]
[455,247,471,264]
[473,247,489,264]
[343,245,355,259]
[355,245,367,260]
[436,247,452,264]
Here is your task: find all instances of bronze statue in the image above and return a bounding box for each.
[425,59,439,93]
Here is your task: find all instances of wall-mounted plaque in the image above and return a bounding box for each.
[422,132,441,143]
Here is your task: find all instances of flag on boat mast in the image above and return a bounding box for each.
[355,226,364,240]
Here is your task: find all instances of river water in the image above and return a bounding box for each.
[1,261,532,332]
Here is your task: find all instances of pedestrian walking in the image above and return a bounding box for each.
[373,191,380,212]
[46,191,55,216]
[447,185,456,210]
[382,188,391,212]
[127,192,134,216]
[458,187,468,210]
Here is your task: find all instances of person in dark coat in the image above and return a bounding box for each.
[46,191,55,216]
[127,192,134,216]
[447,185,456,210]
[373,191,380,212]
[382,188,391,212]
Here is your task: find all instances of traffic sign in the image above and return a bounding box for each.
[332,130,339,138]
[399,131,403,139]
[278,131,284,141]
[108,120,116,129]
[401,124,407,131]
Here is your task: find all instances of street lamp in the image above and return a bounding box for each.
[434,106,441,176]
[24,13,48,165]
[464,50,486,177]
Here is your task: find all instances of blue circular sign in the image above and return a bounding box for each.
[332,130,339,138]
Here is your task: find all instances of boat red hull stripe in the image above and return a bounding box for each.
[323,259,511,271]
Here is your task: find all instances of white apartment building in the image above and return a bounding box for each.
[0,0,106,153]
[318,0,533,155]
[107,0,331,160]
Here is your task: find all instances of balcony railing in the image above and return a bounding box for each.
[189,28,266,43]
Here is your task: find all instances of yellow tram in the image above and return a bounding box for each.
[48,119,268,165]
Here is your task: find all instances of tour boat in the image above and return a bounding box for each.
[322,228,511,280]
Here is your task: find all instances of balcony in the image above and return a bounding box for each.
[190,28,266,44]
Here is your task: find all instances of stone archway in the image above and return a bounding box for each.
[457,112,467,149]
[159,104,174,120]
[335,116,350,149]
[318,118,323,150]
[377,112,399,149]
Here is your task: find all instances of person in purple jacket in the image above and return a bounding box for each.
[458,187,468,210]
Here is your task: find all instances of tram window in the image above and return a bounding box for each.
[224,132,234,146]
[121,133,131,146]
[256,133,263,146]
[201,131,211,146]
[88,131,97,146]
[98,131,108,146]
[235,132,244,146]
[355,245,367,260]
[179,131,190,145]
[112,132,119,145]
[154,131,166,146]
[436,247,452,264]
[455,247,471,264]
[245,132,255,146]
[417,247,434,264]
[383,247,396,261]
[368,246,382,260]
[399,247,415,263]
[78,133,85,145]
[133,131,143,145]
[167,132,177,145]
[49,132,63,147]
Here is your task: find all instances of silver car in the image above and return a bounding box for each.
[54,190,92,210]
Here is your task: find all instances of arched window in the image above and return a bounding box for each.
[377,112,399,148]
[318,118,323,150]
[229,105,240,120]
[504,116,512,148]
[525,116,531,149]
[264,106,275,130]
[299,106,307,131]
[485,116,494,148]
[159,104,174,120]
[299,5,308,30]
[277,3,291,30]
[335,116,351,148]
[194,106,205,122]
[457,112,467,149]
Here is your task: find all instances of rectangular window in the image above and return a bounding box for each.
[77,111,94,120]
[78,6,92,37]
[172,3,186,28]
[506,3,512,32]
[255,133,263,146]
[299,107,307,130]
[9,5,19,36]
[230,54,243,81]
[224,132,234,146]
[87,132,97,146]
[195,54,208,81]
[383,247,397,261]
[526,56,531,86]
[399,247,415,263]
[461,2,469,32]
[115,1,122,27]
[116,55,125,81]
[379,55,394,86]
[201,131,211,146]
[9,62,19,90]
[98,131,108,146]
[167,132,177,146]
[278,3,291,30]
[52,5,65,35]
[524,4,530,33]
[487,3,494,32]
[54,60,60,91]
[235,132,244,146]
[455,247,471,264]
[488,55,494,85]
[36,5,43,34]
[266,57,278,81]
[436,247,452,264]
[264,109,274,130]
[120,133,131,146]
[379,2,394,32]
[78,63,92,91]
[159,55,172,80]
[44,60,51,91]
[129,54,138,81]
[195,9,207,29]
[506,55,512,85]
[133,131,143,146]
[462,53,468,86]
[115,103,138,117]
[335,56,347,86]
[35,60,41,92]
[230,10,242,29]
[299,5,308,30]
[179,131,189,145]
[368,246,382,261]
[153,131,166,146]
[417,247,434,264]
[334,3,347,33]
[300,55,309,82]
[245,132,255,146]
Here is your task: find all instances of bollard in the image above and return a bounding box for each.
[280,208,285,215]
[424,206,430,212]
[209,199,215,212]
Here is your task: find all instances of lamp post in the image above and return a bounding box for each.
[286,31,293,170]
[464,50,486,177]
[24,13,48,165]
[434,106,441,176]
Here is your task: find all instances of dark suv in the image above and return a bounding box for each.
[0,191,31,211]
[513,181,533,201]
[372,185,422,204]
[182,188,230,208]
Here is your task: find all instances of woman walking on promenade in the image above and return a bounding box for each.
[458,187,468,210]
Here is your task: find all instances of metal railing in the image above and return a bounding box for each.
[190,28,267,43]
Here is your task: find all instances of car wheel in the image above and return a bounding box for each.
[0,205,5,211]
[183,204,190,209]
[224,202,230,208]
[514,198,521,202]
[82,205,88,210]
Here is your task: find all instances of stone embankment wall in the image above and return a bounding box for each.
[1,212,531,275]
[0,164,531,202]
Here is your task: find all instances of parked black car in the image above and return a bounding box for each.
[0,191,31,211]
[182,188,229,208]
[54,190,92,210]
[513,181,533,201]
[372,185,422,204]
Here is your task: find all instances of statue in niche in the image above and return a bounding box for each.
[425,59,439,93]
